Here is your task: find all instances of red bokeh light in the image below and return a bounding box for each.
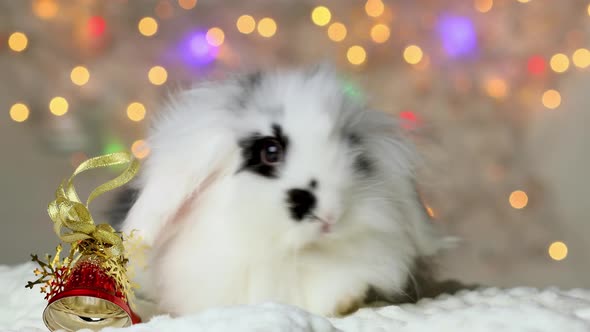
[527,55,546,75]
[87,16,107,37]
[399,110,421,130]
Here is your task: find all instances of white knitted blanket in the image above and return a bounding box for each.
[2,262,590,332]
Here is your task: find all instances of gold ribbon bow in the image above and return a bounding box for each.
[47,152,139,258]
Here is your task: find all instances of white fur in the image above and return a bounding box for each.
[122,66,446,318]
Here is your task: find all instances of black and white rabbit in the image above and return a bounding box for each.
[113,65,451,318]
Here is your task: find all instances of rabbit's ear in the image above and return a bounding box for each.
[360,109,450,256]
[121,127,239,247]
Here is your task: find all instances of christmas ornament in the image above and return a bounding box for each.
[26,152,142,331]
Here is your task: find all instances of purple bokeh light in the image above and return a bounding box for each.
[179,30,219,67]
[436,15,477,58]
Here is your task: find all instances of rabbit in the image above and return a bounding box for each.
[114,65,451,319]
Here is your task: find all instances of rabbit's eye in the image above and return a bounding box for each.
[238,124,289,178]
[260,138,284,166]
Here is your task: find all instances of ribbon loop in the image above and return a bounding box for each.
[47,152,139,258]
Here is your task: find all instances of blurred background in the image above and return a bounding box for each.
[1,0,589,289]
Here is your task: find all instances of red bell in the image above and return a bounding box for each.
[42,254,141,331]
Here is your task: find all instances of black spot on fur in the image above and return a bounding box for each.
[271,124,289,151]
[354,154,374,175]
[286,189,316,221]
[236,71,263,93]
[244,71,262,87]
[309,179,318,190]
[346,133,362,146]
[105,186,140,231]
[345,132,373,176]
[235,71,263,108]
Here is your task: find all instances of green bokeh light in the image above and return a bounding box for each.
[102,139,126,155]
[102,138,127,171]
[341,78,365,103]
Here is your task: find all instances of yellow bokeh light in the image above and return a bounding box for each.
[550,53,570,73]
[426,206,436,218]
[517,0,531,2]
[131,140,151,159]
[365,0,385,18]
[8,32,28,52]
[49,97,69,116]
[148,66,168,85]
[127,102,146,122]
[548,241,568,261]
[403,45,424,65]
[347,45,367,65]
[70,66,90,86]
[572,48,590,68]
[370,24,390,44]
[206,27,225,46]
[237,15,256,34]
[178,0,197,10]
[327,22,347,42]
[588,4,590,16]
[138,17,158,37]
[9,103,30,122]
[542,89,561,109]
[509,190,528,209]
[311,6,331,26]
[485,78,508,99]
[257,18,277,38]
[32,0,58,19]
[474,0,493,13]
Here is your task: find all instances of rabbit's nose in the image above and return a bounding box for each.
[286,188,316,221]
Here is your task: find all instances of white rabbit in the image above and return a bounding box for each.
[116,65,449,318]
